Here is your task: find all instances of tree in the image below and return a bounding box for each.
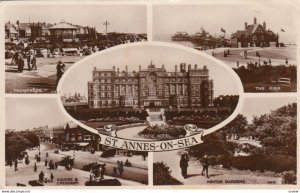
[5,133,32,162]
[23,132,40,147]
[221,114,248,135]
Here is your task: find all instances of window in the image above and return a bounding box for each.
[84,135,91,141]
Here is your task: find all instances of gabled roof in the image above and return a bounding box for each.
[66,122,78,129]
[5,23,18,33]
[18,23,30,30]
[49,22,78,30]
[245,24,266,36]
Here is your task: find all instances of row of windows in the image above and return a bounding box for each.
[94,72,112,77]
[92,76,208,84]
[66,134,92,142]
[90,100,139,107]
[92,84,193,90]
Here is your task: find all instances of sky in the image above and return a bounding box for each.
[241,97,296,122]
[5,5,147,34]
[60,44,241,98]
[153,3,298,44]
[6,98,70,131]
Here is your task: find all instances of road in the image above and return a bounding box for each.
[24,142,148,185]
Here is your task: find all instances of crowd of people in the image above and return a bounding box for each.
[9,49,37,73]
[89,163,107,181]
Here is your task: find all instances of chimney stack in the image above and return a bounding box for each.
[125,65,128,74]
[244,22,248,30]
[113,66,115,72]
[194,64,197,69]
[117,68,119,73]
[254,17,257,24]
[162,64,165,69]
[175,65,178,72]
[188,64,191,71]
[139,65,141,71]
[263,21,266,30]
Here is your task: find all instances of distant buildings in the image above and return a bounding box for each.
[64,122,102,151]
[31,122,102,151]
[5,20,98,43]
[61,93,89,110]
[231,17,279,47]
[5,22,18,40]
[88,61,214,109]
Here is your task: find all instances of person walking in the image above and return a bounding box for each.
[118,161,124,177]
[34,162,37,172]
[27,52,33,71]
[39,171,44,183]
[56,61,65,87]
[201,154,209,178]
[100,164,106,180]
[45,159,48,167]
[55,161,58,170]
[179,152,189,179]
[50,173,54,182]
[244,50,247,59]
[31,55,37,70]
[16,52,24,73]
[14,159,18,172]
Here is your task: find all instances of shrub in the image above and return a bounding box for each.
[231,154,296,173]
[139,124,186,139]
[153,162,182,185]
[282,171,297,184]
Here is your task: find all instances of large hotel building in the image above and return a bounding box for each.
[88,62,213,108]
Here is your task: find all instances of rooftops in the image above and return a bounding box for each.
[49,21,78,30]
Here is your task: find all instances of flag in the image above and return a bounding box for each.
[221,28,226,33]
[281,28,285,32]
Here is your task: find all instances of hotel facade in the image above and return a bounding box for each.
[88,62,213,108]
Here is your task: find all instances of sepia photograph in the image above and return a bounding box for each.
[1,0,300,190]
[5,4,147,93]
[5,98,148,186]
[59,43,242,141]
[153,97,296,185]
[153,3,297,92]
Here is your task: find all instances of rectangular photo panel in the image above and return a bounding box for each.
[5,98,149,186]
[5,4,147,94]
[153,97,296,185]
[153,3,297,92]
